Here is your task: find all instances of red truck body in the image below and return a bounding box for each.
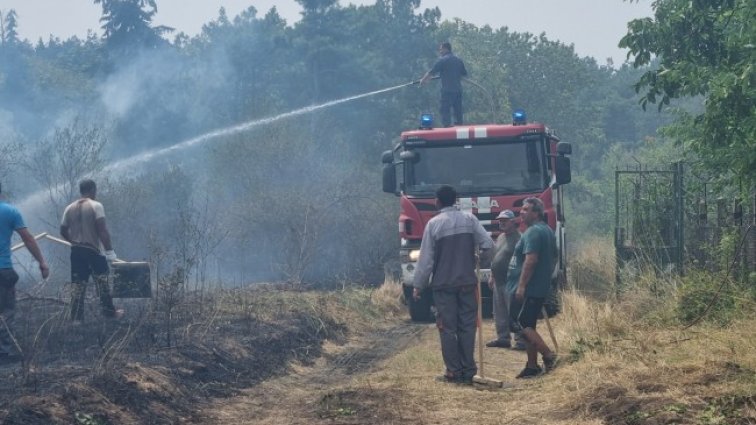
[382,120,571,321]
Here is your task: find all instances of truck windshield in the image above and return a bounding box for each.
[404,140,547,196]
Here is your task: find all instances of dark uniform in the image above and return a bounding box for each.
[428,52,468,127]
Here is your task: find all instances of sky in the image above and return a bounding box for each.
[2,0,653,65]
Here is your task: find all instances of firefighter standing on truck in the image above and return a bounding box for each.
[420,42,468,127]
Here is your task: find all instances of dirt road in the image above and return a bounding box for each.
[199,321,423,424]
[199,320,533,425]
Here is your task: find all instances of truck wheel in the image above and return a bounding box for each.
[405,286,434,322]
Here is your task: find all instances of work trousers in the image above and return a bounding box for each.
[492,283,511,341]
[433,284,477,379]
[440,91,463,127]
[0,268,19,355]
[492,284,526,345]
[70,246,115,320]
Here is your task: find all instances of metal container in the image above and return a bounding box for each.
[111,261,151,298]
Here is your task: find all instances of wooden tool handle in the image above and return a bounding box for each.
[476,254,485,378]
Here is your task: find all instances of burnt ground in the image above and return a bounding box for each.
[2,287,753,425]
[199,322,427,425]
[0,288,364,425]
[0,315,342,424]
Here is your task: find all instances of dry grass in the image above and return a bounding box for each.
[355,281,756,425]
[3,267,754,424]
[370,278,405,317]
[570,237,617,298]
[549,286,756,424]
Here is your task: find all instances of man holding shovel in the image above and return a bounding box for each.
[412,185,493,385]
[60,179,122,321]
[0,182,49,363]
[509,197,559,378]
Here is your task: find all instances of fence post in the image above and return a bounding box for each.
[749,194,756,279]
[733,198,743,226]
[698,198,707,225]
[717,197,727,227]
[675,162,685,276]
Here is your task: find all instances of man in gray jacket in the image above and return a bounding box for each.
[413,185,494,384]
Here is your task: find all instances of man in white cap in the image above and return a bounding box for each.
[486,209,524,349]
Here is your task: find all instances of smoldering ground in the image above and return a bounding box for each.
[0,288,357,424]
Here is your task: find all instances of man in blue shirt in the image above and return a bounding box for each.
[507,197,558,378]
[420,42,468,127]
[0,182,49,363]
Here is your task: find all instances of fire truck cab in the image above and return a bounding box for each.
[381,112,571,321]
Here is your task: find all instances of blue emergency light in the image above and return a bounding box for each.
[420,113,434,129]
[512,109,527,125]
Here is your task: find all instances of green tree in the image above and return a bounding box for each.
[94,0,172,52]
[0,9,20,45]
[620,0,756,186]
[295,0,338,15]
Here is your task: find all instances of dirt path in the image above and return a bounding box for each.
[198,320,531,425]
[199,320,430,424]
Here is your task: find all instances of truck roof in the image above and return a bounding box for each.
[401,122,548,142]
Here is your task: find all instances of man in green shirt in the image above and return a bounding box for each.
[508,197,559,378]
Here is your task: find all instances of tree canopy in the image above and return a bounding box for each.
[0,1,709,282]
[0,9,20,45]
[621,0,756,186]
[95,0,173,53]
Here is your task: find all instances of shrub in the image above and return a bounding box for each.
[676,270,739,326]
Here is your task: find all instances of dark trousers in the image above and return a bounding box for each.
[0,268,19,355]
[70,246,115,320]
[492,283,511,341]
[509,295,545,332]
[433,284,477,379]
[440,91,463,127]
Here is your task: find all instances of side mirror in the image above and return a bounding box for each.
[399,150,419,163]
[381,150,393,164]
[556,141,572,156]
[382,164,397,194]
[555,156,571,185]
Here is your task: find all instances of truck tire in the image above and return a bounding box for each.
[405,286,434,322]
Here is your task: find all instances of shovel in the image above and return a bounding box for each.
[472,254,504,388]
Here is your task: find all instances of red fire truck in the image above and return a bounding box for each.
[381,111,572,321]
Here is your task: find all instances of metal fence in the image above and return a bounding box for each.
[615,162,755,284]
[686,193,755,281]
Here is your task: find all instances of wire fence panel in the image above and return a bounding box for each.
[615,162,754,285]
